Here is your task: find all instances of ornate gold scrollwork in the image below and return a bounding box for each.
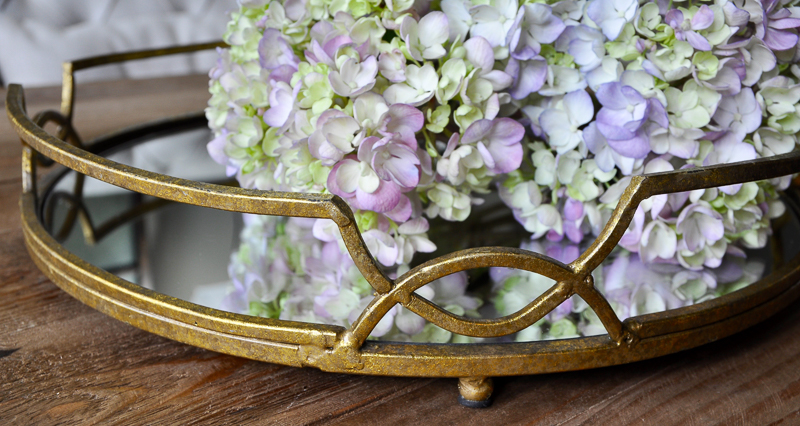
[8,44,800,405]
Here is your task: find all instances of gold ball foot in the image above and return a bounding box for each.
[457,377,493,408]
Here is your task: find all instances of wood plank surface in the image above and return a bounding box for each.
[2,77,800,425]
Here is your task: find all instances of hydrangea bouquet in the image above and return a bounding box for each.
[206,0,800,341]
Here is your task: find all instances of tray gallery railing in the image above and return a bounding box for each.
[8,43,800,407]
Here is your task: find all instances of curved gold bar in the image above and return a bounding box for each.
[571,176,646,277]
[9,43,800,380]
[21,192,343,349]
[401,281,573,338]
[60,42,228,121]
[9,85,345,219]
[8,84,395,295]
[19,187,800,376]
[346,247,576,341]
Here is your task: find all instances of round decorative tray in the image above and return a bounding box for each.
[7,44,800,406]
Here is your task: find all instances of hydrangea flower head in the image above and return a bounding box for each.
[209,0,796,341]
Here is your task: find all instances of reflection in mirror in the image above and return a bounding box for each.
[44,128,239,309]
[38,128,800,344]
[218,205,794,344]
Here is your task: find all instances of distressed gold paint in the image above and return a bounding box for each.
[7,44,800,404]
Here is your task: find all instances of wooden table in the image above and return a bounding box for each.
[2,76,800,425]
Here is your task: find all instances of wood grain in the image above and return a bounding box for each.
[2,77,800,425]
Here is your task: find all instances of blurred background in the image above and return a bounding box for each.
[0,0,236,87]
[2,0,244,310]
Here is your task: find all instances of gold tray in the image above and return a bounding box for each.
[7,43,800,406]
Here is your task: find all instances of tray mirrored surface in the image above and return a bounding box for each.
[37,126,800,343]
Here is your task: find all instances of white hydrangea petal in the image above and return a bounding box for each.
[384,83,422,104]
[335,161,360,193]
[419,12,450,48]
[324,289,360,320]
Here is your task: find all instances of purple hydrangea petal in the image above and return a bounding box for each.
[464,36,495,72]
[476,141,496,170]
[699,214,725,243]
[619,206,644,251]
[489,117,527,145]
[461,118,525,174]
[382,151,420,188]
[676,203,724,252]
[587,0,629,40]
[564,197,584,221]
[685,31,712,51]
[723,2,750,27]
[647,98,670,128]
[606,130,651,159]
[564,221,584,244]
[507,58,548,100]
[270,65,297,84]
[690,5,715,30]
[355,180,402,212]
[385,195,413,223]
[769,16,800,30]
[665,9,683,28]
[620,85,646,106]
[595,82,629,110]
[461,119,493,145]
[532,5,566,44]
[763,26,799,50]
[258,29,299,70]
[442,132,460,158]
[207,131,237,176]
[262,83,298,127]
[382,104,425,149]
[597,109,639,140]
[486,141,523,174]
[362,229,400,266]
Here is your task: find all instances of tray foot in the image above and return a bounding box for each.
[457,377,493,408]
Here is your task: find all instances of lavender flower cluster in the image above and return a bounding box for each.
[497,0,800,270]
[491,239,765,340]
[207,0,799,338]
[223,214,481,342]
